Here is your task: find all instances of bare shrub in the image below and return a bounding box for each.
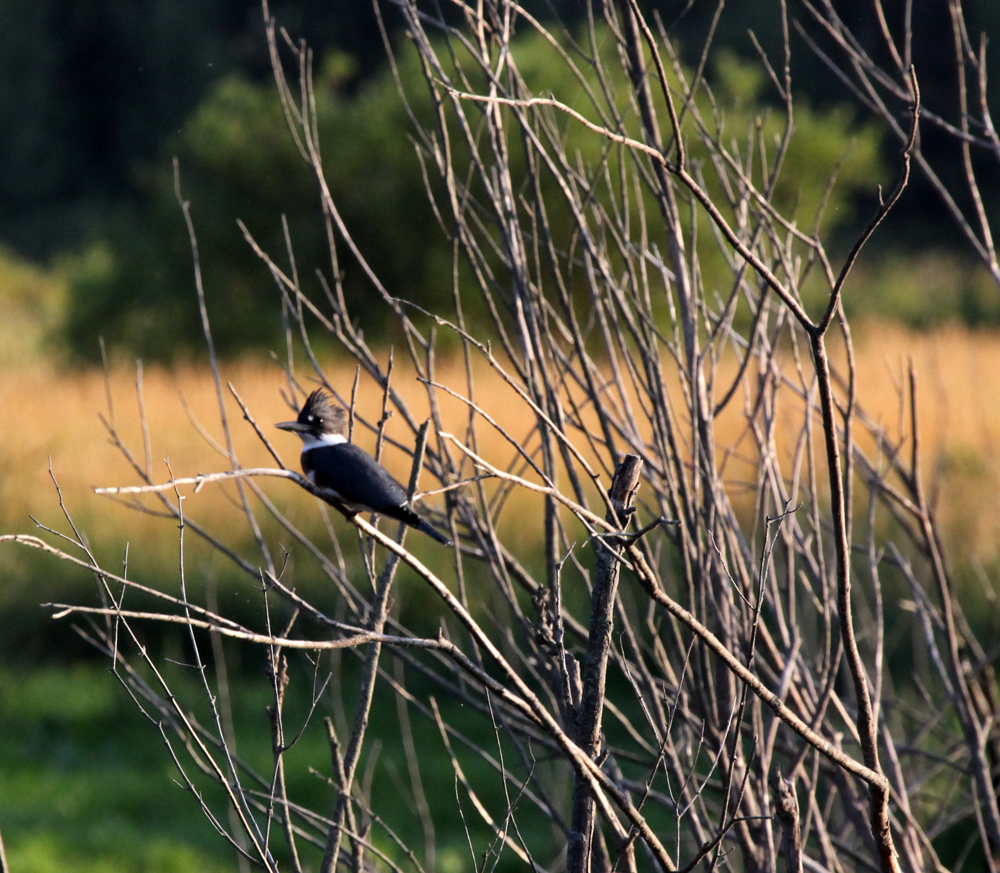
[5,1,999,871]
[801,0,1000,292]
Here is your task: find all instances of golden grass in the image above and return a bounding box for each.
[3,322,1000,573]
[847,321,1000,562]
[0,355,543,553]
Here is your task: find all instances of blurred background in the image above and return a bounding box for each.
[2,0,1000,869]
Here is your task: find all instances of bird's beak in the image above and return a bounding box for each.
[276,421,307,433]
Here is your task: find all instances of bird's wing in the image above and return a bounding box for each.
[305,443,451,544]
[307,443,410,513]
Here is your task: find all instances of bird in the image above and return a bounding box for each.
[276,389,452,545]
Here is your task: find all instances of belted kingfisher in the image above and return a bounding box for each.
[277,389,451,545]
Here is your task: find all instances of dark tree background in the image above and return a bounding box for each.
[3,0,998,359]
[0,0,405,258]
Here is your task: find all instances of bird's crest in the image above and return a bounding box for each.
[298,389,348,437]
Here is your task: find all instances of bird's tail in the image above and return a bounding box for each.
[415,518,453,546]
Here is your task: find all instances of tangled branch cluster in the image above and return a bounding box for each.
[8,1,1000,871]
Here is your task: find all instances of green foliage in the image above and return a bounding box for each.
[61,45,451,361]
[63,71,326,361]
[0,245,66,363]
[844,248,1000,328]
[0,665,234,872]
[61,31,888,362]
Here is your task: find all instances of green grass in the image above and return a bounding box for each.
[1,659,352,871]
[0,640,568,872]
[0,665,235,872]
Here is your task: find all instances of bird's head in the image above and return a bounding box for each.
[276,389,348,445]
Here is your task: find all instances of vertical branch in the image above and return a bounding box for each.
[800,67,918,873]
[770,772,803,873]
[568,455,643,873]
[948,0,998,276]
[173,161,277,582]
[318,432,430,873]
[905,366,1000,861]
[265,642,304,873]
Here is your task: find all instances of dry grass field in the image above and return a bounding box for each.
[2,278,1000,872]
[3,320,1000,580]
